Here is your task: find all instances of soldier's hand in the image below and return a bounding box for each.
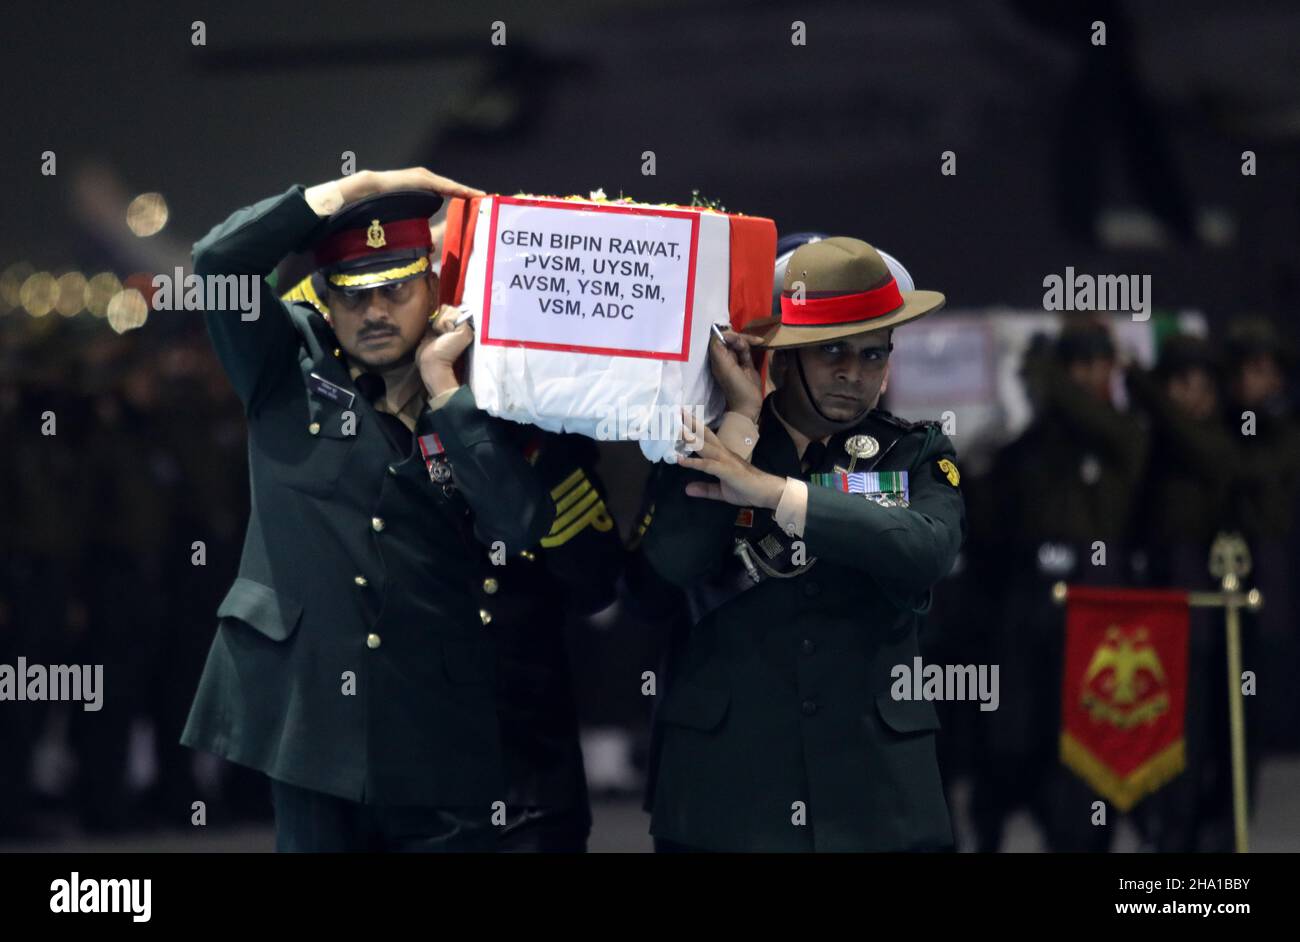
[354,168,485,201]
[708,327,763,422]
[310,169,487,217]
[677,409,786,509]
[417,305,473,397]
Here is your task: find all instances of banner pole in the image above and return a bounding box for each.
[1223,587,1249,853]
[1206,531,1264,855]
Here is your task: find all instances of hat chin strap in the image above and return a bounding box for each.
[794,351,870,429]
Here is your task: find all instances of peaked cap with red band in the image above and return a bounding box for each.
[745,236,944,348]
[313,190,442,290]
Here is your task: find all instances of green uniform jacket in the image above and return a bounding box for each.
[1126,368,1234,547]
[1010,359,1147,549]
[474,429,623,820]
[180,186,555,808]
[641,398,966,851]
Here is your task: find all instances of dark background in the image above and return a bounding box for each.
[5,0,1300,316]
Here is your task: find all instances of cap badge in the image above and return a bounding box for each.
[366,219,387,249]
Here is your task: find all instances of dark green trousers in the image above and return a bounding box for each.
[270,780,495,853]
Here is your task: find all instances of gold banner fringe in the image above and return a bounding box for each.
[1060,732,1185,812]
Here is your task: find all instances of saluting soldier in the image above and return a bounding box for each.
[639,237,964,852]
[181,168,559,852]
[282,274,625,853]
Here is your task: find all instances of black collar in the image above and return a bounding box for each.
[757,394,913,476]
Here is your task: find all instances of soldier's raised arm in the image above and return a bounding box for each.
[1126,365,1237,480]
[640,328,766,586]
[196,169,481,411]
[1029,351,1147,482]
[193,186,321,410]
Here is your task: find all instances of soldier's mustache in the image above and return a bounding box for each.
[359,325,399,339]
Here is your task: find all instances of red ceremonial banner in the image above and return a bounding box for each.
[1060,586,1189,811]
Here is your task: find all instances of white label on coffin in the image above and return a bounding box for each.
[480,197,699,360]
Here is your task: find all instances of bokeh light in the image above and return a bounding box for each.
[84,272,122,317]
[20,271,58,317]
[0,262,34,312]
[56,271,88,316]
[106,287,149,333]
[126,192,169,237]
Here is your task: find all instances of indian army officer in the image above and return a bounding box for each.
[281,274,625,853]
[639,237,964,852]
[181,168,559,852]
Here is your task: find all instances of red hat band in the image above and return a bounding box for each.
[779,277,903,326]
[314,218,432,268]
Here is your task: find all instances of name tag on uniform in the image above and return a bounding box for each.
[810,470,910,508]
[307,373,355,409]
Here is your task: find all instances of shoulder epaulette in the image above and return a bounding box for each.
[869,409,940,432]
[281,273,329,317]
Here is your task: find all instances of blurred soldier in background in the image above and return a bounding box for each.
[970,321,1147,852]
[1125,334,1237,850]
[1221,318,1300,756]
[2,322,94,837]
[0,322,34,838]
[72,333,175,832]
[149,330,255,824]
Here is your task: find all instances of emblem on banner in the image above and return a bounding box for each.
[1080,626,1169,727]
[1059,587,1189,812]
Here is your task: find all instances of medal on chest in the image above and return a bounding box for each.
[810,469,910,508]
[418,432,456,494]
